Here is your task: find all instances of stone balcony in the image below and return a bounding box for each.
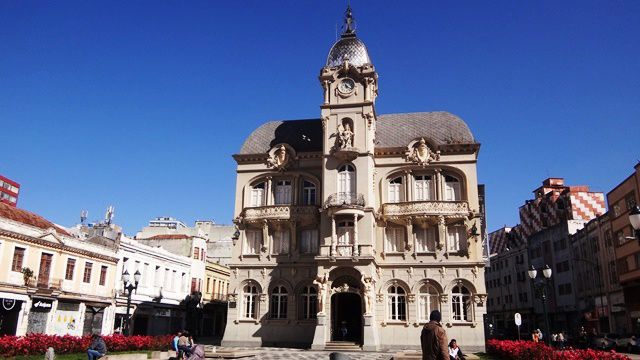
[381,200,470,220]
[240,205,319,224]
[323,192,366,217]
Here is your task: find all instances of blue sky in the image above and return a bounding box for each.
[1,1,639,235]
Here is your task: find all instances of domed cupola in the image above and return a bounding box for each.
[325,6,371,68]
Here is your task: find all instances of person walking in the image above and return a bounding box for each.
[87,334,107,360]
[420,310,448,360]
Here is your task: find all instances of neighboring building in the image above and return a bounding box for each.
[222,7,487,351]
[0,203,118,336]
[485,226,533,338]
[485,178,607,337]
[607,162,640,333]
[569,213,625,334]
[0,175,20,207]
[202,261,230,338]
[137,217,234,266]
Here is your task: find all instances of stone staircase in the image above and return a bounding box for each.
[324,341,362,352]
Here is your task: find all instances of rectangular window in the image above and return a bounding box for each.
[447,225,467,252]
[11,247,25,272]
[625,193,637,212]
[302,181,316,205]
[388,177,403,203]
[337,221,355,246]
[83,262,93,283]
[444,176,461,201]
[272,229,290,255]
[65,258,76,280]
[207,277,211,293]
[99,266,107,286]
[385,227,405,253]
[244,230,262,255]
[155,265,162,287]
[274,180,292,205]
[201,248,205,261]
[251,183,265,207]
[191,278,197,292]
[37,253,53,287]
[415,226,436,252]
[300,229,318,254]
[414,175,433,201]
[617,231,626,246]
[193,247,199,260]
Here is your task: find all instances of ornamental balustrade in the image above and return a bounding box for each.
[241,205,319,223]
[382,200,470,219]
[323,192,365,209]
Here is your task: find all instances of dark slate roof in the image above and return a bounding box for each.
[238,112,475,154]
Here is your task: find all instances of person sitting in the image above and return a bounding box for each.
[87,334,107,360]
[448,339,466,360]
[178,331,192,359]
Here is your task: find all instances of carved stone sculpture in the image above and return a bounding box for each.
[266,145,290,171]
[405,138,440,166]
[361,274,375,315]
[313,273,329,314]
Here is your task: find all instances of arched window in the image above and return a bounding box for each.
[418,284,440,322]
[270,285,288,319]
[387,285,407,321]
[251,182,265,207]
[388,177,403,203]
[338,164,355,194]
[275,180,292,205]
[444,175,461,201]
[451,285,472,322]
[302,180,316,205]
[243,283,259,319]
[414,175,434,201]
[299,285,317,319]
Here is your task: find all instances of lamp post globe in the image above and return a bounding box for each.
[542,265,552,279]
[133,270,141,283]
[629,206,640,241]
[122,270,130,284]
[528,266,537,280]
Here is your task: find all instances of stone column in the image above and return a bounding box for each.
[353,213,359,256]
[290,222,297,256]
[405,219,415,256]
[293,174,300,205]
[331,215,337,257]
[262,221,270,255]
[266,176,273,205]
[438,216,447,255]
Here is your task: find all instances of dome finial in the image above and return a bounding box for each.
[342,4,356,37]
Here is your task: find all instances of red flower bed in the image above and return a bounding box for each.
[487,339,631,360]
[0,334,173,357]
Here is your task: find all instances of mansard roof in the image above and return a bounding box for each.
[238,111,476,155]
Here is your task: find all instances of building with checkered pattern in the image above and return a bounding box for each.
[485,178,609,337]
[222,6,487,352]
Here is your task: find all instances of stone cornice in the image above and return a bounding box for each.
[233,152,323,165]
[375,143,480,157]
[0,229,118,263]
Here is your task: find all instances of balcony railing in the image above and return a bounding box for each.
[35,278,62,290]
[323,192,365,209]
[241,205,318,223]
[381,200,470,219]
[209,292,228,302]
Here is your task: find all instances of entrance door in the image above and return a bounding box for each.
[331,293,362,343]
[37,253,53,288]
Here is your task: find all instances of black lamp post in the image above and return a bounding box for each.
[529,264,552,344]
[629,205,640,242]
[122,270,141,336]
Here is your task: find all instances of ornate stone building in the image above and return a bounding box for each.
[222,7,487,351]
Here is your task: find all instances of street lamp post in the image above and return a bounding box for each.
[529,265,552,343]
[122,270,141,336]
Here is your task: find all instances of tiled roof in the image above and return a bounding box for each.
[0,202,70,236]
[142,234,191,240]
[237,112,475,155]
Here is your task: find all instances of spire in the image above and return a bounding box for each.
[342,4,356,37]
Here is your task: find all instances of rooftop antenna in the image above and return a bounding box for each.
[80,210,88,224]
[105,205,115,225]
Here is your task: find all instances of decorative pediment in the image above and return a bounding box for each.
[266,144,295,171]
[405,138,440,166]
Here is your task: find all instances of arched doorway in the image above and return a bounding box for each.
[331,292,362,343]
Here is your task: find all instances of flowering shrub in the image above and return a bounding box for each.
[0,334,173,357]
[487,339,631,360]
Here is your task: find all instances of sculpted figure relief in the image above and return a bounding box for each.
[266,145,290,170]
[313,273,329,314]
[406,138,440,166]
[361,274,375,315]
[334,123,354,149]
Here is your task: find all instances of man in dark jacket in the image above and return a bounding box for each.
[421,310,448,360]
[87,334,107,360]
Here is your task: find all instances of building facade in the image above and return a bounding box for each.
[0,203,118,336]
[203,261,230,338]
[607,163,640,333]
[0,175,20,207]
[222,7,487,351]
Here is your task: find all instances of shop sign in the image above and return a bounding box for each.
[2,298,16,311]
[32,299,53,311]
[156,309,171,317]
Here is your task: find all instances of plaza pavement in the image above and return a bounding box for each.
[203,345,394,360]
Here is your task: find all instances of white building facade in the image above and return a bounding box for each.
[222,7,487,351]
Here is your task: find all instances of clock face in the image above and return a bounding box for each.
[338,78,356,93]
